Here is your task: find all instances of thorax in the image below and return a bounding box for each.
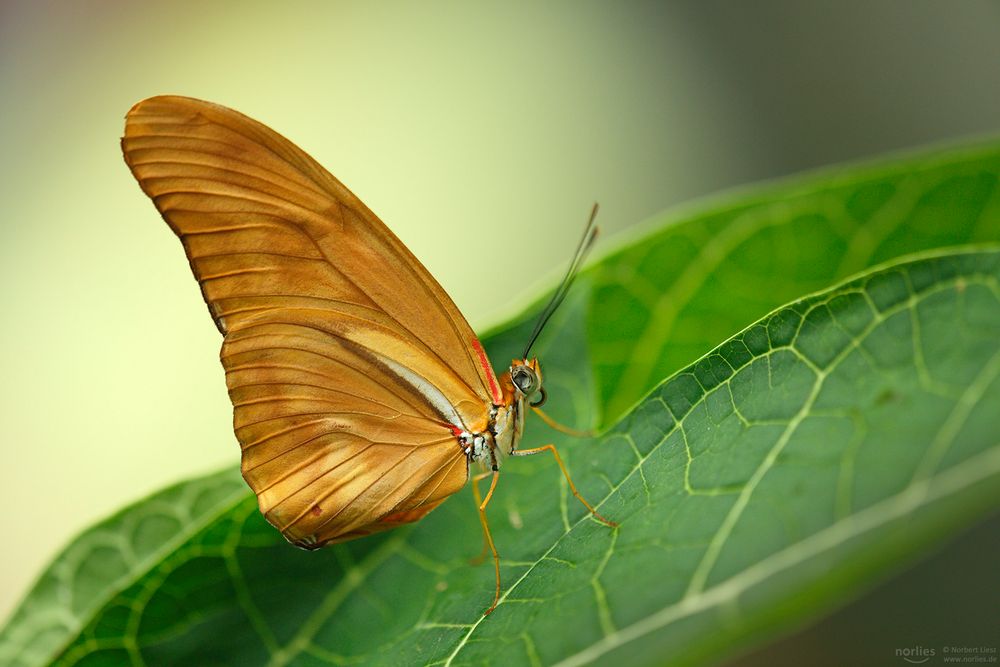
[462,395,525,470]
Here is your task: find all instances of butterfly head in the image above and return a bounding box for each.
[509,358,546,408]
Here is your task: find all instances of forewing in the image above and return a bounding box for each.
[122,96,488,543]
[121,95,501,413]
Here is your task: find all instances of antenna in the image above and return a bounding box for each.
[522,203,600,359]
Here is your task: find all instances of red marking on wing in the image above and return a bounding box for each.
[471,338,502,403]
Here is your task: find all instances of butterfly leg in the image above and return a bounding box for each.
[530,405,595,438]
[470,469,502,615]
[511,444,617,527]
[468,471,492,565]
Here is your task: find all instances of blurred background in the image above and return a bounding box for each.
[2,1,999,663]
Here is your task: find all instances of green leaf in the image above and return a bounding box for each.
[585,142,1000,422]
[0,469,248,666]
[3,142,1000,667]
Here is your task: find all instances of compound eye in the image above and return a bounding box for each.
[511,367,538,395]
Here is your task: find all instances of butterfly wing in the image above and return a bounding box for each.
[122,96,499,546]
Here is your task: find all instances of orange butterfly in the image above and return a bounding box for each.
[122,96,615,614]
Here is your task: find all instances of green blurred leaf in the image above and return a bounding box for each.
[0,469,248,666]
[2,142,1000,667]
[587,143,1000,422]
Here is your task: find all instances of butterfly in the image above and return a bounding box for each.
[121,96,615,614]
